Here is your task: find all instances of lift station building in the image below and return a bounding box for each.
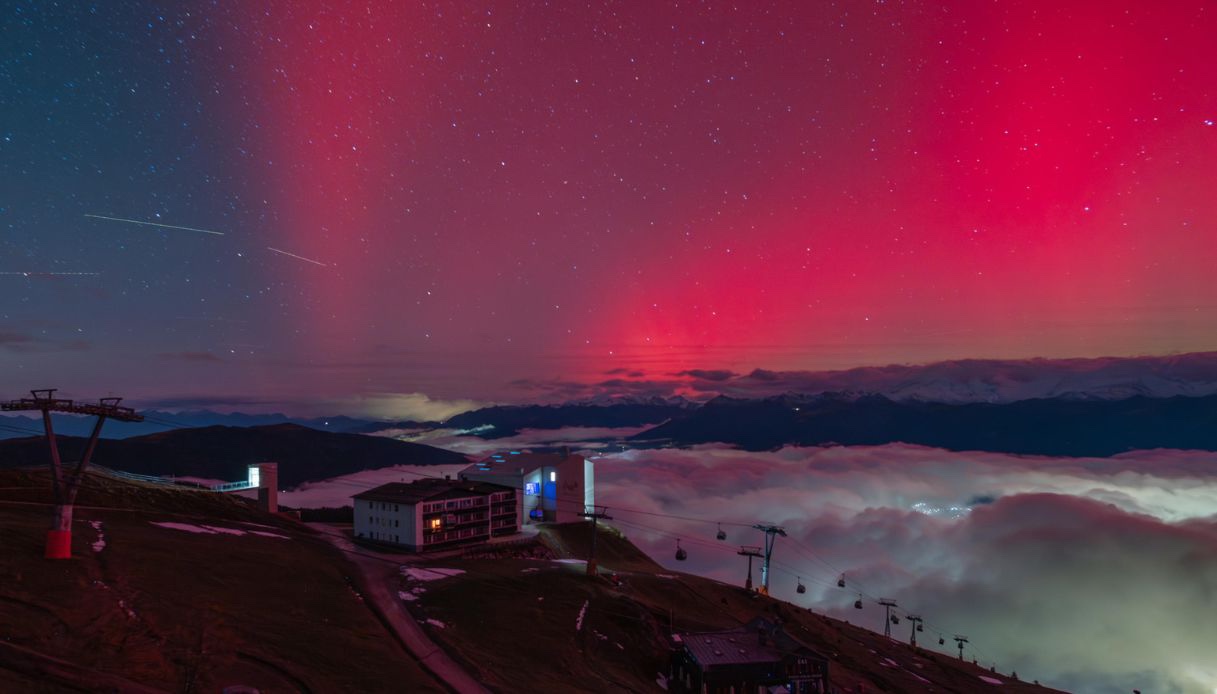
[458,448,593,525]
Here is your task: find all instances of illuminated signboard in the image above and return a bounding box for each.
[524,482,540,495]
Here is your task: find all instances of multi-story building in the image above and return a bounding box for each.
[352,478,518,551]
[457,447,593,525]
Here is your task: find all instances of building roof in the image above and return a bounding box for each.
[461,449,586,478]
[681,628,785,668]
[680,619,825,669]
[353,478,514,505]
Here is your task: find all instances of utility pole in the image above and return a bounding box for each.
[579,505,611,576]
[953,635,969,660]
[752,524,786,595]
[907,615,923,647]
[878,598,898,638]
[737,545,763,591]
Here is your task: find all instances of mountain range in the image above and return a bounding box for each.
[631,392,1217,455]
[0,423,467,487]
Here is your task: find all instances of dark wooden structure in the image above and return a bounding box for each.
[669,618,829,694]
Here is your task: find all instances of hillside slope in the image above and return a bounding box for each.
[0,469,1067,692]
[0,423,469,487]
[0,468,444,692]
[387,523,1068,693]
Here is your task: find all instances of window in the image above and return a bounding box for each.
[430,518,442,531]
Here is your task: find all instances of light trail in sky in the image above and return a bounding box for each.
[266,246,329,267]
[84,213,226,235]
[0,271,101,277]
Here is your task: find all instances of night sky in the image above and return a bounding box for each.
[3,1,1215,413]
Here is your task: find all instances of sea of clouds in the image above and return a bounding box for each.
[594,444,1217,694]
[287,438,1217,693]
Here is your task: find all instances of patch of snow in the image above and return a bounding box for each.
[401,567,465,582]
[552,558,586,564]
[912,673,931,684]
[249,530,291,539]
[117,599,137,620]
[201,525,247,536]
[655,673,668,691]
[89,520,105,553]
[656,574,678,579]
[881,657,899,668]
[576,599,589,631]
[616,642,624,650]
[978,675,1003,685]
[425,618,446,629]
[151,522,217,534]
[521,567,540,573]
[397,591,417,602]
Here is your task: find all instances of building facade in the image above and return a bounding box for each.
[353,478,518,551]
[458,448,594,525]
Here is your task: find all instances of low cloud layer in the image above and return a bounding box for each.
[592,445,1217,694]
[337,392,487,422]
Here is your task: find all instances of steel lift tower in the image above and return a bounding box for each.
[2,389,143,559]
[878,598,899,638]
[737,545,763,591]
[752,524,786,595]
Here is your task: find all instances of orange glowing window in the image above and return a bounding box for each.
[429,518,442,530]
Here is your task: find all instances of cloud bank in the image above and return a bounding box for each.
[592,444,1217,694]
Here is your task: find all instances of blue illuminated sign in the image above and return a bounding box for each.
[524,482,540,495]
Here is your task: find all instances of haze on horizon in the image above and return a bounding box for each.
[3,1,1215,409]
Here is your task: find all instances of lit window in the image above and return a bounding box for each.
[430,518,442,530]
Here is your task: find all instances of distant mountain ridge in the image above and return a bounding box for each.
[714,351,1217,403]
[0,409,427,440]
[631,392,1217,456]
[4,353,1214,444]
[0,423,467,487]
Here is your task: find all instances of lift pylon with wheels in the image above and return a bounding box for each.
[3,389,143,558]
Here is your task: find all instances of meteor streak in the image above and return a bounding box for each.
[0,271,101,277]
[84,214,226,236]
[266,247,329,267]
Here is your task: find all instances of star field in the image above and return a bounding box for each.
[1,1,1214,408]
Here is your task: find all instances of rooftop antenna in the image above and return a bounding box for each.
[878,598,898,638]
[752,524,786,595]
[953,634,969,660]
[3,389,143,558]
[737,545,763,591]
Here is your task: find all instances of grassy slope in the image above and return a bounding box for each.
[0,468,444,693]
[402,523,1068,693]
